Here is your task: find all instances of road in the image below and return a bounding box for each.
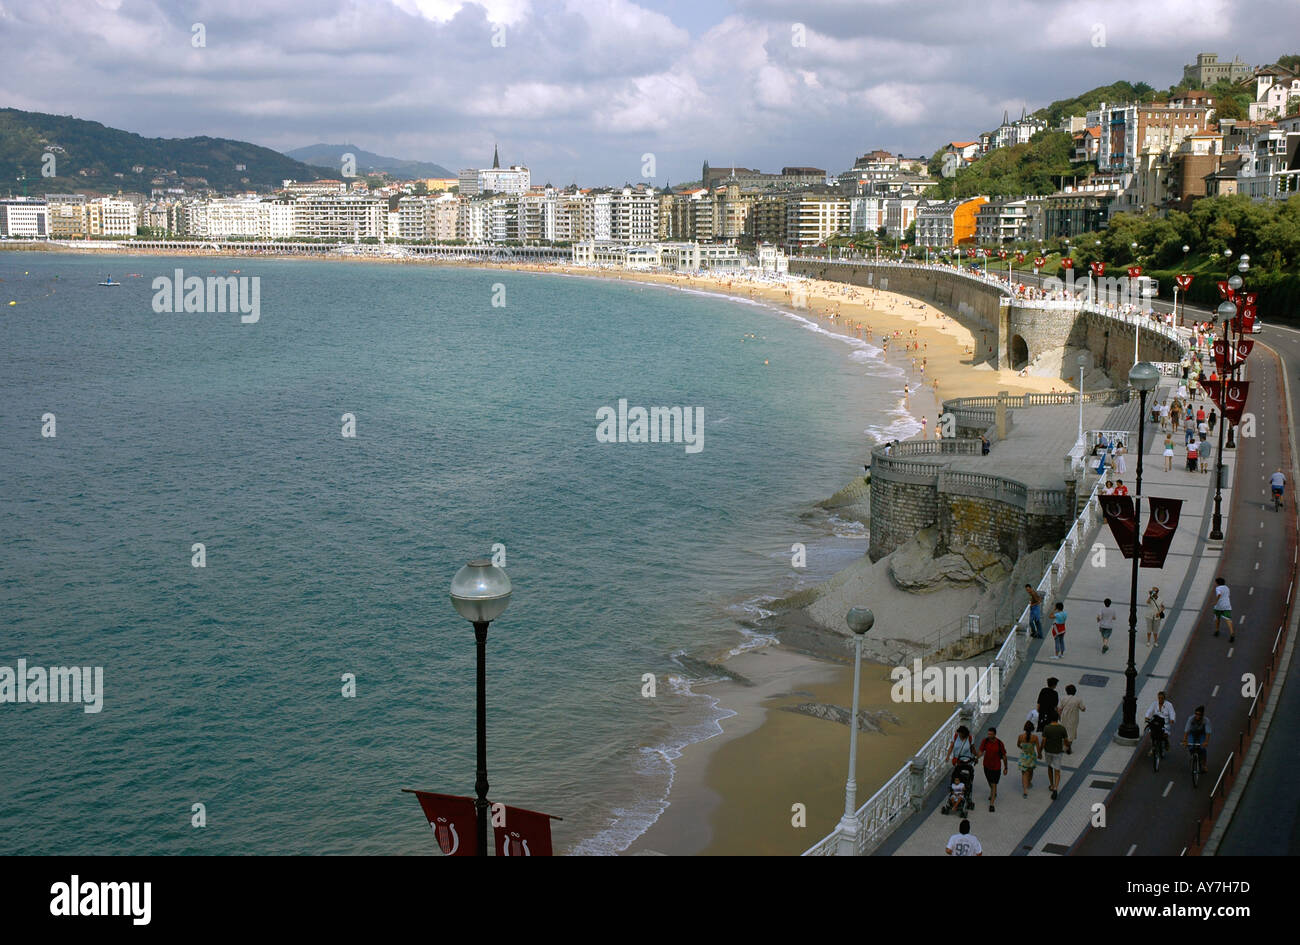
[1070,323,1298,855]
[1217,322,1300,854]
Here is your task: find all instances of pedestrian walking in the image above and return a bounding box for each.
[1058,685,1086,753]
[945,819,982,856]
[1050,603,1067,658]
[1213,576,1235,642]
[1096,597,1117,654]
[1146,587,1166,645]
[977,727,1009,812]
[1207,409,1217,434]
[1025,584,1044,638]
[1199,436,1212,473]
[1163,434,1174,472]
[1039,710,1071,800]
[1017,721,1040,797]
[1115,442,1127,475]
[1036,677,1060,732]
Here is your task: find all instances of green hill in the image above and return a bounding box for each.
[929,131,1094,199]
[0,107,328,195]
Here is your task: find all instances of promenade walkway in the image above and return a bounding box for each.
[881,375,1230,856]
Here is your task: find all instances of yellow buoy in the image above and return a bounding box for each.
[8,301,15,306]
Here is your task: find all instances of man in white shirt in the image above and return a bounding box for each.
[945,819,982,856]
[1144,691,1176,727]
[1213,576,1235,642]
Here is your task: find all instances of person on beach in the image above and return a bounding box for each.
[977,727,1009,811]
[1096,597,1116,654]
[946,819,982,856]
[1017,721,1040,796]
[1050,603,1067,659]
[1146,587,1166,645]
[1213,577,1235,642]
[1025,584,1044,639]
[1039,710,1070,800]
[1058,685,1085,753]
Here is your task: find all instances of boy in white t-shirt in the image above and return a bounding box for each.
[1213,577,1235,642]
[946,820,982,856]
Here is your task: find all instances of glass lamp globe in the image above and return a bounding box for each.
[450,560,513,624]
[1129,361,1160,392]
[846,607,875,636]
[1217,300,1237,320]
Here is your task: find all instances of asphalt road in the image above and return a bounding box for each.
[1069,325,1298,855]
[1217,321,1300,855]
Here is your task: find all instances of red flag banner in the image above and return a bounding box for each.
[408,790,479,856]
[998,250,1007,259]
[1175,273,1193,290]
[1217,280,1234,301]
[493,804,560,857]
[1016,252,1026,262]
[1235,338,1255,361]
[1034,256,1046,267]
[1128,266,1142,279]
[1090,261,1105,276]
[1101,495,1137,559]
[1237,312,1256,334]
[1212,340,1228,374]
[1203,378,1224,412]
[1061,257,1074,270]
[1244,291,1258,306]
[1221,380,1250,423]
[1141,497,1184,569]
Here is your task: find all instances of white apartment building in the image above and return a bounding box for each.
[478,165,530,196]
[850,195,885,234]
[457,169,480,197]
[430,193,459,241]
[613,186,658,243]
[458,199,488,242]
[0,199,50,237]
[1239,126,1300,199]
[784,194,851,248]
[397,196,429,239]
[592,192,614,241]
[292,195,386,240]
[96,197,139,237]
[202,198,263,238]
[974,199,1037,244]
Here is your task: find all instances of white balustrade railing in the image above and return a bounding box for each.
[802,471,1109,856]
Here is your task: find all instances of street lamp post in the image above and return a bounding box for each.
[837,607,875,856]
[1209,255,1249,539]
[1119,362,1161,741]
[449,559,514,856]
[1077,353,1088,444]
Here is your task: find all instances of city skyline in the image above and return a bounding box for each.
[4,0,1298,187]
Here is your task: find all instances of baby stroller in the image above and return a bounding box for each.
[941,760,976,816]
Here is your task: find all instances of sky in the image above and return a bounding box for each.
[2,0,1298,187]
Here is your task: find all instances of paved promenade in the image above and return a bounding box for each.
[882,376,1229,856]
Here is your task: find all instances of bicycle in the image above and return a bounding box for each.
[1187,741,1205,787]
[1146,718,1168,772]
[1273,488,1284,513]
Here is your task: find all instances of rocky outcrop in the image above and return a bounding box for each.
[889,527,1012,592]
[780,702,902,732]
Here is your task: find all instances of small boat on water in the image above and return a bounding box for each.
[98,276,120,286]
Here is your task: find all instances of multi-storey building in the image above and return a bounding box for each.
[849,195,885,235]
[1096,102,1213,173]
[458,199,488,242]
[1183,52,1252,88]
[915,196,986,247]
[292,194,386,240]
[883,195,922,239]
[1043,177,1123,238]
[0,198,49,237]
[749,194,787,246]
[784,192,850,249]
[613,185,658,243]
[96,197,139,236]
[282,179,348,197]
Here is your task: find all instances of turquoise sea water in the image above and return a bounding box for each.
[0,253,918,854]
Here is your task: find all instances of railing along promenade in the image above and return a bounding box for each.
[802,467,1109,856]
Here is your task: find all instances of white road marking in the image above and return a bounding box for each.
[1211,684,1220,698]
[1250,586,1255,595]
[1127,844,1138,856]
[1228,647,1235,657]
[1256,562,1261,570]
[1163,781,1174,797]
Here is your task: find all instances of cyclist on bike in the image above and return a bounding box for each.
[1182,705,1211,770]
[1271,469,1287,508]
[1144,692,1176,755]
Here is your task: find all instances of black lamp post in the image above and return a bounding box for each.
[1210,255,1249,539]
[449,559,513,855]
[1119,361,1161,741]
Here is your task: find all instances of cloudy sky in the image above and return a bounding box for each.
[2,0,1297,186]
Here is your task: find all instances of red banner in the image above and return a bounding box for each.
[1090,261,1105,276]
[493,804,559,856]
[998,250,1007,259]
[1101,495,1137,560]
[1243,291,1258,306]
[1212,340,1230,373]
[1016,252,1025,262]
[409,790,479,856]
[1141,497,1184,569]
[1061,257,1074,270]
[1034,256,1046,267]
[1175,273,1193,290]
[1204,380,1251,422]
[1217,280,1234,301]
[1128,266,1142,279]
[1235,338,1255,361]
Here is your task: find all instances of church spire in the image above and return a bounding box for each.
[492,143,500,169]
